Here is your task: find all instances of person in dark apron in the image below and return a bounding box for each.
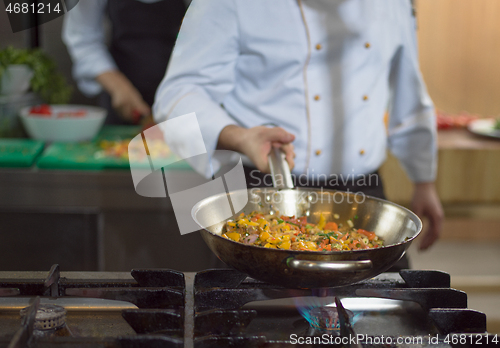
[100,0,186,124]
[63,0,186,124]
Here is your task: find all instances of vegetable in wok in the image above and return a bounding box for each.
[222,211,384,251]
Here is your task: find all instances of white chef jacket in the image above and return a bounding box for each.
[62,0,192,97]
[153,0,437,183]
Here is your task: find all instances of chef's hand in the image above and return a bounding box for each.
[96,70,150,122]
[411,182,444,250]
[217,125,295,173]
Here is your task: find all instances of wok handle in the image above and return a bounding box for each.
[286,258,373,272]
[268,147,295,189]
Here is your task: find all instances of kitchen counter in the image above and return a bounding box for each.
[381,128,500,242]
[2,128,497,207]
[0,168,173,210]
[381,128,500,204]
[0,168,223,273]
[438,128,500,150]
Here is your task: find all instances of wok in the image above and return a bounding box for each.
[192,150,422,289]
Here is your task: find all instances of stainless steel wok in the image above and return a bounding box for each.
[192,149,422,289]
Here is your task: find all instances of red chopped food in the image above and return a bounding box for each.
[29,104,52,116]
[28,105,88,118]
[436,110,479,130]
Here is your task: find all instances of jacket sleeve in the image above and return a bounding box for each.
[62,0,117,96]
[153,0,240,178]
[387,9,437,183]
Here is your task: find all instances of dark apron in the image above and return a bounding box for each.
[102,0,186,124]
[244,166,410,271]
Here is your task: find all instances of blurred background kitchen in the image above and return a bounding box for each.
[0,0,499,333]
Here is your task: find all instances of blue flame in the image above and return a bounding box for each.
[294,295,362,330]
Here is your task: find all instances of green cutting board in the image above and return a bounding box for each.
[0,139,44,168]
[36,126,192,171]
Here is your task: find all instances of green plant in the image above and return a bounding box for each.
[0,46,72,104]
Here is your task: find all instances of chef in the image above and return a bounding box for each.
[62,0,187,124]
[153,0,443,259]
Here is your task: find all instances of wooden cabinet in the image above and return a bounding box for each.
[382,130,500,204]
[416,0,500,116]
[380,130,500,241]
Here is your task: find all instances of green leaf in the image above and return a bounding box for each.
[0,46,72,104]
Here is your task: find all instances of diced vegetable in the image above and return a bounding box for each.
[280,241,291,250]
[259,231,270,241]
[323,222,338,231]
[29,104,51,116]
[225,233,240,242]
[317,213,326,230]
[222,211,383,252]
[358,229,376,240]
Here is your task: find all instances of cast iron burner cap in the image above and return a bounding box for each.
[308,307,353,331]
[20,304,67,331]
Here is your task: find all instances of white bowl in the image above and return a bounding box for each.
[19,105,106,142]
[0,65,34,96]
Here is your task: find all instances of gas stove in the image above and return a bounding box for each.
[0,265,496,348]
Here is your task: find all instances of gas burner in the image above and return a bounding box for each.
[0,266,494,348]
[307,306,353,331]
[20,303,66,331]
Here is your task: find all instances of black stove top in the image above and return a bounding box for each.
[0,265,496,348]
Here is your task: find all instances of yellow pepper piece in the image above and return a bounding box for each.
[259,231,271,241]
[269,236,281,244]
[237,219,249,225]
[281,235,291,241]
[280,241,291,250]
[264,243,277,249]
[248,221,259,226]
[227,221,236,227]
[226,232,241,242]
[330,236,341,244]
[317,213,326,230]
[306,242,317,250]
